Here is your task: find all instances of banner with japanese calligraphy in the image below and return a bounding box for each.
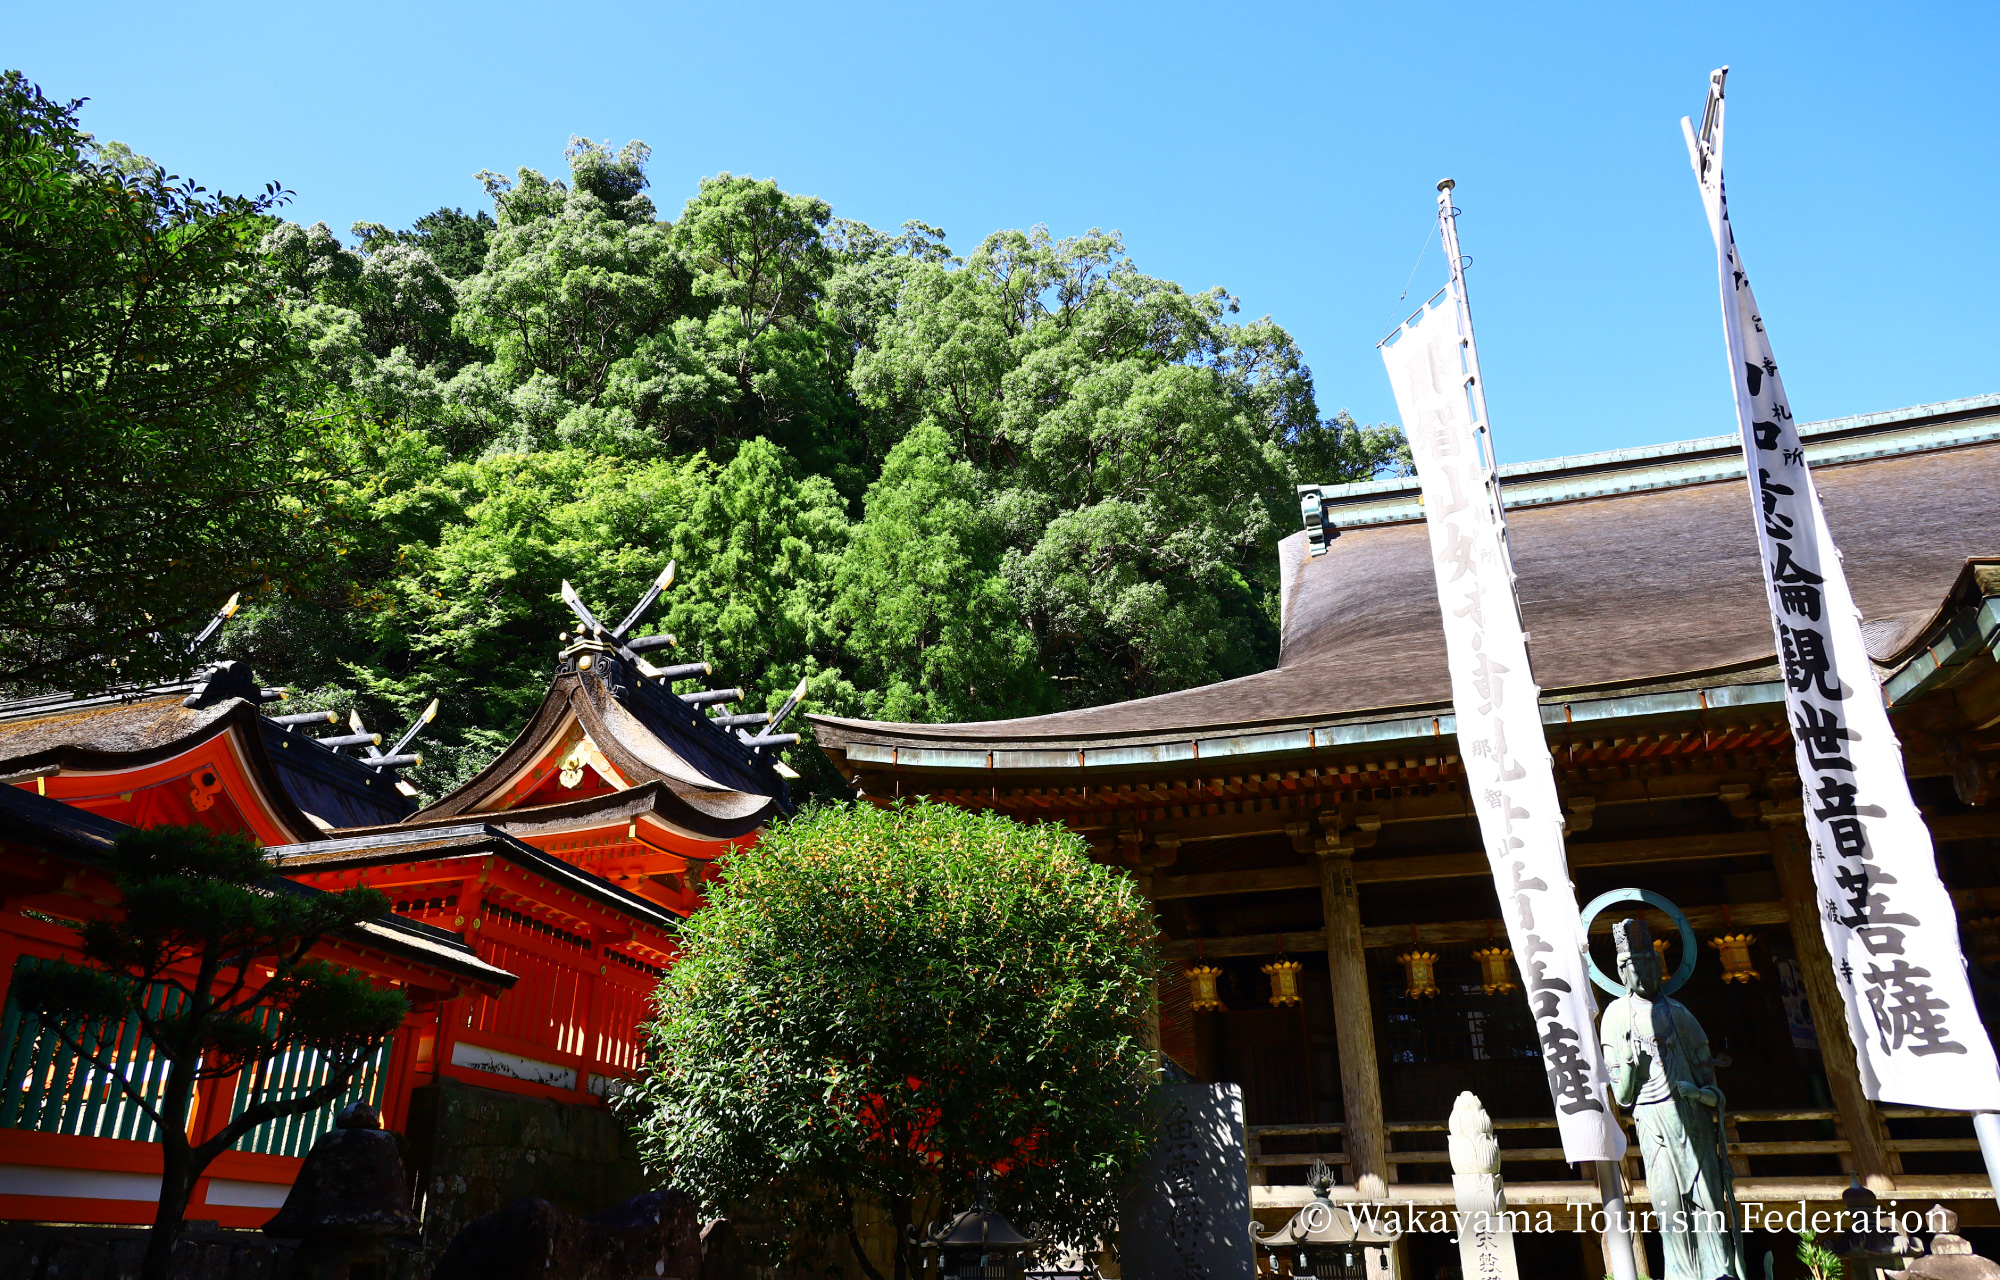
[1685,69,2000,1109]
[1381,279,1628,1163]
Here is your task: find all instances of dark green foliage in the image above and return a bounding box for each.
[627,801,1157,1279]
[404,206,496,280]
[0,73,322,692]
[12,825,406,1280]
[6,86,1403,800]
[226,142,1400,801]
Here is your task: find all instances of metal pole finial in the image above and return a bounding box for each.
[1436,178,1455,193]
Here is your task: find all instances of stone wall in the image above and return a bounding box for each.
[405,1078,650,1275]
[0,1220,293,1280]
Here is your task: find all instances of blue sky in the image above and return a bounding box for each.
[11,1,1995,465]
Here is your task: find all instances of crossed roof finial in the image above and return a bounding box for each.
[557,562,807,755]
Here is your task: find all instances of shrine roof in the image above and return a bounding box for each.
[413,661,790,838]
[0,784,512,990]
[0,667,414,835]
[810,394,2000,767]
[265,822,683,933]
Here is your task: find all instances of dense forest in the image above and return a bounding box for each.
[1,75,1406,798]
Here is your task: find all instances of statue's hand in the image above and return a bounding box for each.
[1674,1081,1720,1108]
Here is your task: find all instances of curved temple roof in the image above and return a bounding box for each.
[811,394,2000,764]
[0,678,415,838]
[410,652,791,840]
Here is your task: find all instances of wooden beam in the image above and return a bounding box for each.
[1162,931,1328,960]
[1928,810,2000,842]
[1153,865,1320,899]
[1160,899,1793,959]
[1151,830,1777,899]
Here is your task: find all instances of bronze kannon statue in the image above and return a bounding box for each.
[1598,916,1745,1280]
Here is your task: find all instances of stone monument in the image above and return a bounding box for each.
[1118,1082,1255,1280]
[1447,1092,1518,1280]
[263,1102,418,1280]
[1597,917,1744,1280]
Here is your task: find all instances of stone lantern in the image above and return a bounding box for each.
[1886,1206,2000,1279]
[1251,1161,1395,1280]
[263,1102,418,1280]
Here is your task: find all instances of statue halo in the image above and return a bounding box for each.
[1578,888,1697,997]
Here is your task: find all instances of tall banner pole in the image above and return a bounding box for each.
[1381,181,1636,1279]
[1682,68,2000,1199]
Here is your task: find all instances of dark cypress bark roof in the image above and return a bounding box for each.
[412,657,790,838]
[811,395,2000,758]
[0,686,414,837]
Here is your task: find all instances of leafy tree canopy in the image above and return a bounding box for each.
[5,83,1405,800]
[0,73,323,691]
[626,800,1158,1278]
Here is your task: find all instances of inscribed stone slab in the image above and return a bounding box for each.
[1118,1083,1254,1280]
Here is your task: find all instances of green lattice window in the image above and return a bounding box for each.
[0,955,180,1141]
[228,1006,388,1157]
[0,955,387,1155]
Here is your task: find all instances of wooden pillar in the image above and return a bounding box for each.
[1767,821,1899,1193]
[1316,840,1388,1198]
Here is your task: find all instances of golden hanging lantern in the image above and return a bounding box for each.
[1263,958,1304,1008]
[1470,947,1516,995]
[1709,934,1759,983]
[1397,950,1439,999]
[1188,964,1227,1012]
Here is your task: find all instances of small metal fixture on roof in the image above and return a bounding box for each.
[1299,486,1337,557]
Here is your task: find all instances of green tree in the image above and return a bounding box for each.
[629,800,1158,1280]
[852,225,1400,707]
[833,424,1046,723]
[657,437,857,735]
[216,140,1407,793]
[12,826,407,1280]
[0,73,322,692]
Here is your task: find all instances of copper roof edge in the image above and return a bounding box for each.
[808,657,1788,759]
[1300,392,2000,529]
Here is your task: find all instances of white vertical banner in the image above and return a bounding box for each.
[1685,68,2000,1109]
[1380,186,1627,1163]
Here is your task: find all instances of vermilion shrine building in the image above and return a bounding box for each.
[0,585,794,1237]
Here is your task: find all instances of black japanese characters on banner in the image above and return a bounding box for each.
[1686,70,1997,1106]
[1383,258,1626,1163]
